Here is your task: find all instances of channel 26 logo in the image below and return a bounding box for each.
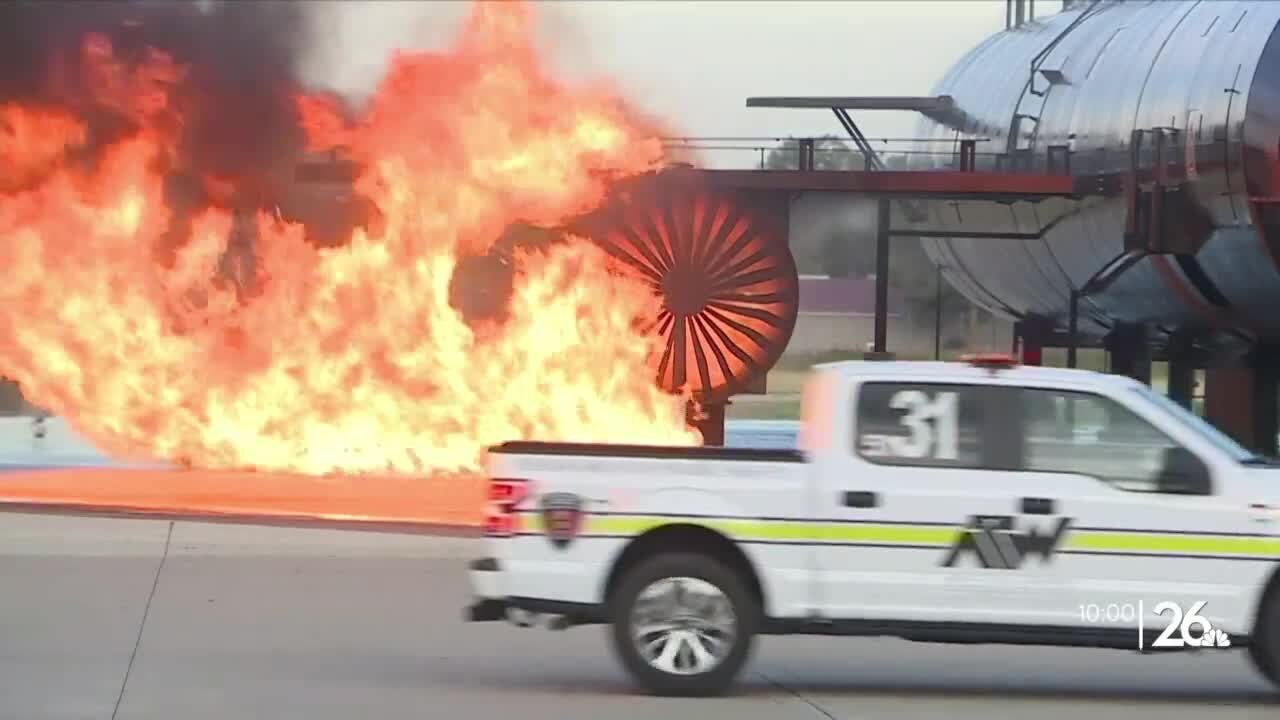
[1148,601,1231,648]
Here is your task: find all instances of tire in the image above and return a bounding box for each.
[608,551,759,697]
[1250,644,1276,687]
[1249,591,1280,690]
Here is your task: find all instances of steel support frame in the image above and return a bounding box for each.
[1204,349,1280,456]
[825,103,1055,359]
[1165,331,1197,408]
[1107,323,1152,385]
[688,401,728,446]
[1066,249,1147,368]
[696,167,1106,200]
[855,181,1084,360]
[874,197,891,354]
[832,108,885,172]
[1257,348,1280,457]
[934,264,943,360]
[715,98,1116,372]
[1067,289,1080,368]
[1015,317,1054,366]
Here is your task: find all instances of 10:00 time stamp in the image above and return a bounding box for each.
[1079,602,1139,623]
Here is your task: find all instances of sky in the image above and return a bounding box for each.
[303,0,1071,168]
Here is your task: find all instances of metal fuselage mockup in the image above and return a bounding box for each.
[912,0,1280,344]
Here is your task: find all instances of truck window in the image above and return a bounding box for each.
[854,382,986,468]
[1018,388,1200,493]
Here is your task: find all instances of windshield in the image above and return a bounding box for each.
[1130,385,1258,462]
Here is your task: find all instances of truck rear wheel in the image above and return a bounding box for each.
[608,551,759,697]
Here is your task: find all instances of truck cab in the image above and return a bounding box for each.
[799,357,1279,629]
[467,357,1280,696]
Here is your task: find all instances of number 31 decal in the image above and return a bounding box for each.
[861,389,959,460]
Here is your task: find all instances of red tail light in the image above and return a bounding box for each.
[483,478,530,537]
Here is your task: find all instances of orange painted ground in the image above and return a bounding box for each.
[0,467,486,529]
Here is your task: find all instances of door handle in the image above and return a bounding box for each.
[1021,497,1055,515]
[844,491,879,508]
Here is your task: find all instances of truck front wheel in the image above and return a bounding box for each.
[1250,591,1280,690]
[608,551,759,697]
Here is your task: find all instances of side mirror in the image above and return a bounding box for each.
[1158,447,1211,495]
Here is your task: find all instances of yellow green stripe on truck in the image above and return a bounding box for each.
[575,516,963,545]
[1061,531,1280,557]
[518,513,1280,559]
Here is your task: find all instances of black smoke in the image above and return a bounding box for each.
[0,0,366,294]
[0,0,318,208]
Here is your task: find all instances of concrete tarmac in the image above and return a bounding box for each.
[3,510,1279,720]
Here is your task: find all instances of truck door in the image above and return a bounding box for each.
[820,379,1059,623]
[1007,385,1266,637]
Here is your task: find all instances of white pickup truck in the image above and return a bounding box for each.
[464,355,1280,696]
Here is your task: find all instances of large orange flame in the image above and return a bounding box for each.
[0,1,701,476]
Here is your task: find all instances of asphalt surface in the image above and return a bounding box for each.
[3,511,1279,720]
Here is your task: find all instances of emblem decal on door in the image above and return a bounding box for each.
[940,514,1072,569]
[540,492,585,550]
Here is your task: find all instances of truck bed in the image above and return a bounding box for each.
[489,440,804,463]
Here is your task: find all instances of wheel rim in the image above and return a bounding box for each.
[629,576,737,675]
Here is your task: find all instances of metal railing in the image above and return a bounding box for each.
[658,136,999,172]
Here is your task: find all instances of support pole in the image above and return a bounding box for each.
[874,197,890,355]
[797,138,815,171]
[1021,336,1043,366]
[688,400,727,446]
[1205,368,1251,446]
[959,140,977,172]
[1018,317,1047,366]
[1256,346,1279,457]
[1067,289,1080,369]
[934,264,942,360]
[1108,323,1151,385]
[1166,332,1195,408]
[1203,350,1278,456]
